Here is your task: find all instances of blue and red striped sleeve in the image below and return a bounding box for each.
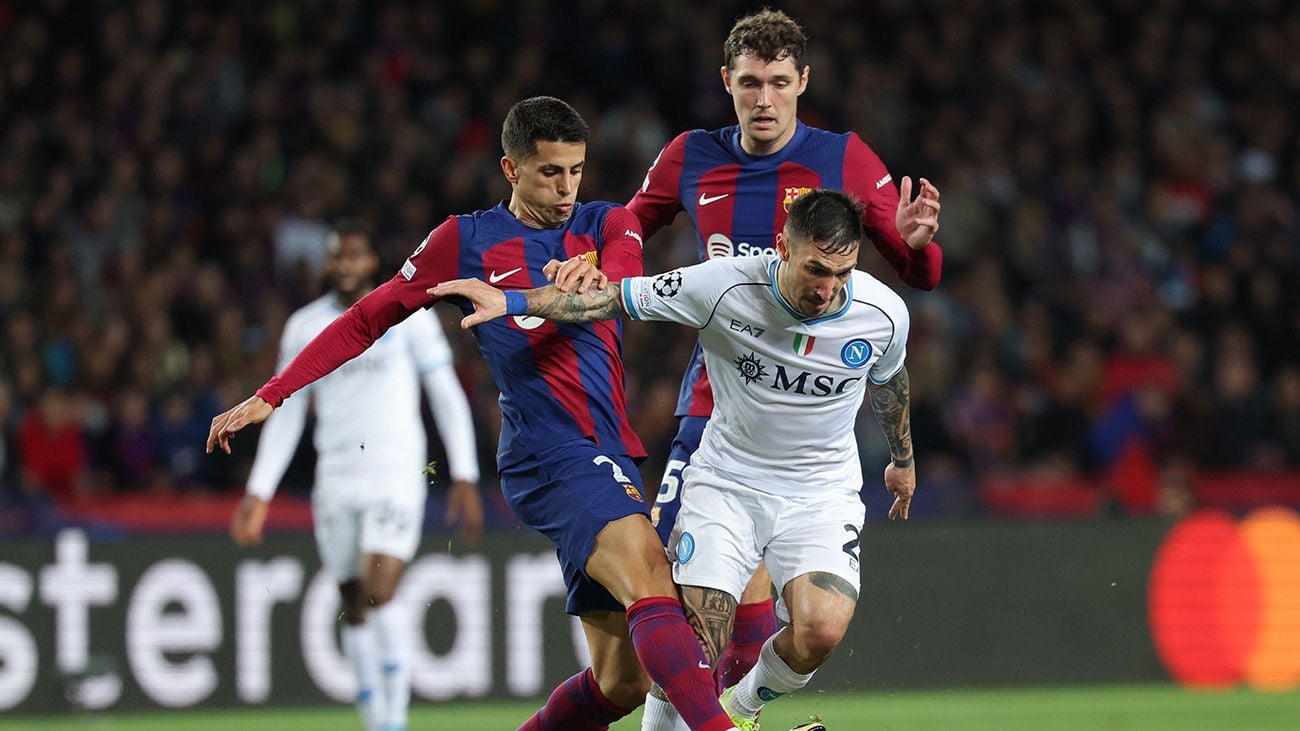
[255,219,460,407]
[626,131,688,241]
[599,206,645,280]
[842,133,943,290]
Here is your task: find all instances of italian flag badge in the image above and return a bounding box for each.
[793,333,815,356]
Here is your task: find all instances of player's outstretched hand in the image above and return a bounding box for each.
[446,480,484,545]
[207,395,274,455]
[884,461,916,521]
[544,256,607,294]
[895,175,941,250]
[429,278,508,329]
[231,494,269,547]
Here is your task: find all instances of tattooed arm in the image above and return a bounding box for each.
[523,282,624,322]
[867,366,916,520]
[429,278,626,329]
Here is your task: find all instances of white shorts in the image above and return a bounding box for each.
[667,467,865,615]
[312,473,427,582]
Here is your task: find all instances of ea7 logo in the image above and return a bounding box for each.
[729,319,765,338]
[770,364,863,396]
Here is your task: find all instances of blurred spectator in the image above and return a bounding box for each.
[17,388,88,501]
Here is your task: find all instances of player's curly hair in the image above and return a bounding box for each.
[785,189,864,256]
[501,96,589,159]
[724,8,808,70]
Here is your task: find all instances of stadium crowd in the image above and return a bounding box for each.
[1,0,1298,524]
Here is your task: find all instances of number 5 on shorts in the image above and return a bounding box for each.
[658,459,687,503]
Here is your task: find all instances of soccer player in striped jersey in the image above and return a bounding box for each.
[436,189,915,731]
[230,220,482,731]
[209,97,749,731]
[625,10,941,721]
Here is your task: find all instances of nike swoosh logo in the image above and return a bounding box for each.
[698,192,729,206]
[698,661,710,669]
[488,267,522,284]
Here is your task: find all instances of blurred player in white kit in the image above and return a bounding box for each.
[230,220,483,731]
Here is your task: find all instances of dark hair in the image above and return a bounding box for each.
[724,9,808,71]
[785,189,864,256]
[327,218,372,254]
[500,96,589,160]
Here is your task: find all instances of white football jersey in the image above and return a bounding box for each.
[247,295,453,496]
[621,254,909,497]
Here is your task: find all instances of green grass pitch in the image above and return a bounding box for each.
[4,685,1298,730]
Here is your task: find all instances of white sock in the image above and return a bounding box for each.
[640,690,681,731]
[728,631,816,718]
[341,622,385,731]
[369,600,412,729]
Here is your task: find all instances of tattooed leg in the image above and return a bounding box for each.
[679,585,739,666]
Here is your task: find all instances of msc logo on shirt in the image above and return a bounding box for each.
[733,356,862,397]
[771,364,864,396]
[733,352,768,385]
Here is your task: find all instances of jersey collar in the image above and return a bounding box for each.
[767,258,853,326]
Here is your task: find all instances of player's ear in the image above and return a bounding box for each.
[500,156,519,185]
[775,231,790,261]
[798,65,810,96]
[720,65,732,94]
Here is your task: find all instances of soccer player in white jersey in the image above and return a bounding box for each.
[231,221,482,731]
[434,189,915,731]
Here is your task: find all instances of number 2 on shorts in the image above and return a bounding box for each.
[593,455,633,484]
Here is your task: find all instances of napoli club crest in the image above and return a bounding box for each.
[840,338,873,368]
[676,532,695,564]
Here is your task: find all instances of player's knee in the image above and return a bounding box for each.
[791,618,847,662]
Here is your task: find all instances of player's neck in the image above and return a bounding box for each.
[334,285,372,309]
[507,196,555,229]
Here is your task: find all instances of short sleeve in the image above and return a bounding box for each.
[621,258,734,329]
[869,301,910,385]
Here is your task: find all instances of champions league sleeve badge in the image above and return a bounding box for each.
[652,270,683,298]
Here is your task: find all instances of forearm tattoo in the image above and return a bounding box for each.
[523,284,624,322]
[808,571,859,602]
[868,366,913,467]
[680,585,737,665]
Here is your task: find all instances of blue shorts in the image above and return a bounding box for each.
[651,416,708,545]
[499,440,651,615]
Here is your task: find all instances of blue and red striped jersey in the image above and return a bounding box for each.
[627,121,942,416]
[407,201,647,467]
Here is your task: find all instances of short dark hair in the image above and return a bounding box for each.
[724,9,808,71]
[327,218,372,254]
[500,96,589,160]
[784,190,864,256]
